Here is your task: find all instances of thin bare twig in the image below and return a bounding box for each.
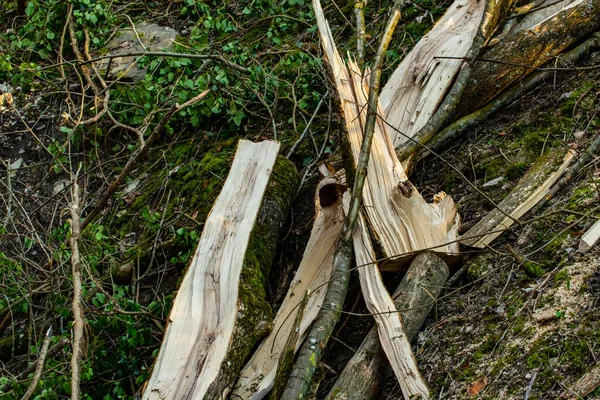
[70,168,84,400]
[20,327,53,400]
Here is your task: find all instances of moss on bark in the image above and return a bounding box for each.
[204,156,299,400]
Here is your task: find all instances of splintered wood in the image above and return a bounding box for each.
[142,140,280,400]
[379,0,486,148]
[313,0,461,398]
[313,0,460,269]
[463,150,575,248]
[346,193,430,399]
[232,175,345,400]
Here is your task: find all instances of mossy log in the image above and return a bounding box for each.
[457,0,600,115]
[379,0,486,150]
[326,253,449,400]
[142,140,298,400]
[421,32,600,160]
[0,331,29,362]
[462,149,574,248]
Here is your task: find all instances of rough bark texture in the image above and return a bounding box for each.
[205,156,299,399]
[326,253,449,400]
[143,141,298,400]
[456,0,600,115]
[232,175,344,400]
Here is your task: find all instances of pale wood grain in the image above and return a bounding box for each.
[231,174,345,400]
[142,140,280,400]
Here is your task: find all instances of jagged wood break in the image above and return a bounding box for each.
[314,0,460,269]
[379,0,486,149]
[142,140,280,400]
[232,174,345,400]
[313,0,460,398]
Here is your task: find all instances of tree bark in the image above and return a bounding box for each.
[232,174,345,400]
[457,0,600,115]
[421,32,600,160]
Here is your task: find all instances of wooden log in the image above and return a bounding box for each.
[457,0,600,115]
[231,174,345,400]
[380,0,486,149]
[326,252,449,400]
[560,363,600,399]
[462,149,575,248]
[420,32,600,160]
[142,140,298,400]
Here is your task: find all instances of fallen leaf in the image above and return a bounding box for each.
[0,92,13,106]
[467,377,487,396]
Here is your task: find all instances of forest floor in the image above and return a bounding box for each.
[0,1,599,399]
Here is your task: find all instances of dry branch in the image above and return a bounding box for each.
[142,140,286,400]
[327,252,449,400]
[349,200,429,399]
[81,90,209,231]
[70,177,84,400]
[462,149,575,248]
[21,327,53,400]
[232,174,345,400]
[0,339,69,395]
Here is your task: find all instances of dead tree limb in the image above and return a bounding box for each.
[0,339,69,394]
[462,150,575,248]
[327,253,449,400]
[20,327,53,400]
[281,0,406,397]
[457,0,600,114]
[422,32,600,160]
[80,90,209,231]
[70,174,84,400]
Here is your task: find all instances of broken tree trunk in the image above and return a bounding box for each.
[326,252,449,400]
[313,4,460,268]
[313,2,460,398]
[462,149,575,248]
[142,140,298,400]
[232,174,345,400]
[457,0,600,115]
[380,0,486,149]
